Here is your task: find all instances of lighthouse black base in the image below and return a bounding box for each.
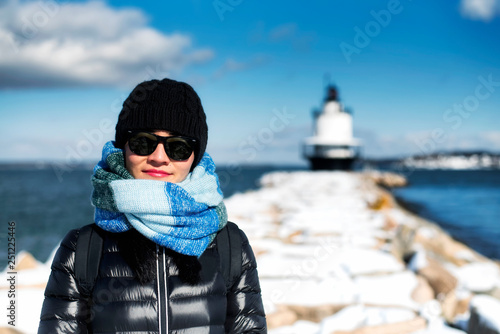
[302,84,362,170]
[308,157,355,171]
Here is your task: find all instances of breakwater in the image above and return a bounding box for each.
[225,171,500,334]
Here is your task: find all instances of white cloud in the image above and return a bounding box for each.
[211,54,270,79]
[249,22,315,52]
[356,128,500,159]
[209,121,309,166]
[460,0,499,21]
[480,131,500,147]
[0,0,214,88]
[268,23,297,42]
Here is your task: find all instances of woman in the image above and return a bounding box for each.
[38,78,267,333]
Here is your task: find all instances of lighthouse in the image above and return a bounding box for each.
[303,85,361,170]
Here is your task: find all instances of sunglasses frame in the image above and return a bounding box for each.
[126,130,198,161]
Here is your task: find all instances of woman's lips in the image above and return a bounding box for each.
[143,169,172,178]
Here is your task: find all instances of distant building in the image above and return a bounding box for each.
[303,85,361,170]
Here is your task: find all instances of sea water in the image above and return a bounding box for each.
[0,166,499,263]
[392,169,500,260]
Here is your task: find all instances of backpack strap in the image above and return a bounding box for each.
[217,221,242,290]
[74,224,104,296]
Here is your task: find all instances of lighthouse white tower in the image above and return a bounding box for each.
[303,85,361,170]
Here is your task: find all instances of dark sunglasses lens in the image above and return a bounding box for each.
[129,133,158,156]
[165,138,193,161]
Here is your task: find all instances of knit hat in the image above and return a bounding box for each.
[115,78,208,168]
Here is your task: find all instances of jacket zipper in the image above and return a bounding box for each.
[156,245,168,333]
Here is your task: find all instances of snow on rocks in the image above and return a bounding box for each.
[269,320,320,334]
[468,294,500,334]
[354,271,418,309]
[319,305,426,334]
[226,170,500,334]
[450,262,500,293]
[411,322,468,334]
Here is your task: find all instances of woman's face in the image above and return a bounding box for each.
[124,130,194,183]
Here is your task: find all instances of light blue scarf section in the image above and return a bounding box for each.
[92,141,227,257]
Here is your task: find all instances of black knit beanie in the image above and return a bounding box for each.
[115,78,208,168]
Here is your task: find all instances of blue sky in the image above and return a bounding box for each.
[1,0,499,167]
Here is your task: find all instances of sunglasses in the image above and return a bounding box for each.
[127,131,197,161]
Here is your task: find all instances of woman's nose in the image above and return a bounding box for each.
[147,143,170,164]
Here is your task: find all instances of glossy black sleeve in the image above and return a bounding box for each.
[38,229,90,334]
[225,229,267,333]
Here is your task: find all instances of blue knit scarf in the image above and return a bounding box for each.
[91,141,227,257]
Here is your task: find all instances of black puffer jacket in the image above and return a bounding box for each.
[38,225,267,333]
